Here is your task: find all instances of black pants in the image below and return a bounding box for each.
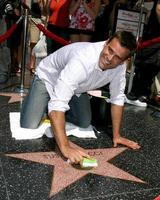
[130,44,160,98]
[131,64,160,98]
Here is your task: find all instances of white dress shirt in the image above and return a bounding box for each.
[36,41,126,113]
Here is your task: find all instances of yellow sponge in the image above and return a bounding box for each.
[80,157,98,168]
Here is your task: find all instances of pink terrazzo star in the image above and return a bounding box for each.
[0,92,26,103]
[6,142,145,197]
[155,195,160,200]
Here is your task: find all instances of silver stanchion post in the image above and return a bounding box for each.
[127,0,145,93]
[15,7,29,94]
[20,8,28,93]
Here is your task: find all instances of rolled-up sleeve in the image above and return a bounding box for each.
[109,64,126,106]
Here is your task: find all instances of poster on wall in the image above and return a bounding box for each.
[115,9,146,37]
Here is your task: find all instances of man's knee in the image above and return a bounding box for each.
[20,116,40,129]
[77,117,91,128]
[20,121,39,129]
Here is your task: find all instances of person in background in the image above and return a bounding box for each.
[126,0,160,107]
[5,0,22,74]
[46,0,71,55]
[0,15,10,83]
[28,0,42,74]
[108,0,127,35]
[69,0,101,42]
[28,0,48,74]
[20,31,140,164]
[92,0,112,42]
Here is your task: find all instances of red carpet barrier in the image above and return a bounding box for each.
[0,17,22,43]
[138,36,160,50]
[35,22,160,50]
[0,23,18,43]
[36,23,70,46]
[0,15,159,50]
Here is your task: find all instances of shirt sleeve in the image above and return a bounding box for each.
[48,59,87,113]
[109,63,126,106]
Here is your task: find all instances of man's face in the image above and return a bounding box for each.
[99,38,130,70]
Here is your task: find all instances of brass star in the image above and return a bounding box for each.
[6,143,145,197]
[0,92,26,103]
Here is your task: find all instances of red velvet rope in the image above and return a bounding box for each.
[36,23,160,50]
[0,23,18,43]
[138,36,160,49]
[0,17,159,50]
[36,23,70,46]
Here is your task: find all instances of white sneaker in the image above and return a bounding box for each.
[125,97,147,107]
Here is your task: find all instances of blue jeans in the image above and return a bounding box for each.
[20,75,91,129]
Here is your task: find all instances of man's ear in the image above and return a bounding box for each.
[120,57,130,65]
[122,59,130,65]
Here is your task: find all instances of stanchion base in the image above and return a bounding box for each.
[151,111,160,118]
[14,86,29,95]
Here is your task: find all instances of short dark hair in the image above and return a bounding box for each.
[108,31,137,56]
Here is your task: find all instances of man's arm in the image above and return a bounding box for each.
[49,110,89,163]
[111,104,140,150]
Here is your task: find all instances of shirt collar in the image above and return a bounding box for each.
[95,63,103,72]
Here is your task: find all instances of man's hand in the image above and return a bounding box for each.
[49,111,90,164]
[61,144,90,164]
[113,136,141,150]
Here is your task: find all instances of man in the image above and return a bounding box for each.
[126,0,160,107]
[20,31,140,164]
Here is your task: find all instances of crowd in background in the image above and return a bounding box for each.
[0,0,160,107]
